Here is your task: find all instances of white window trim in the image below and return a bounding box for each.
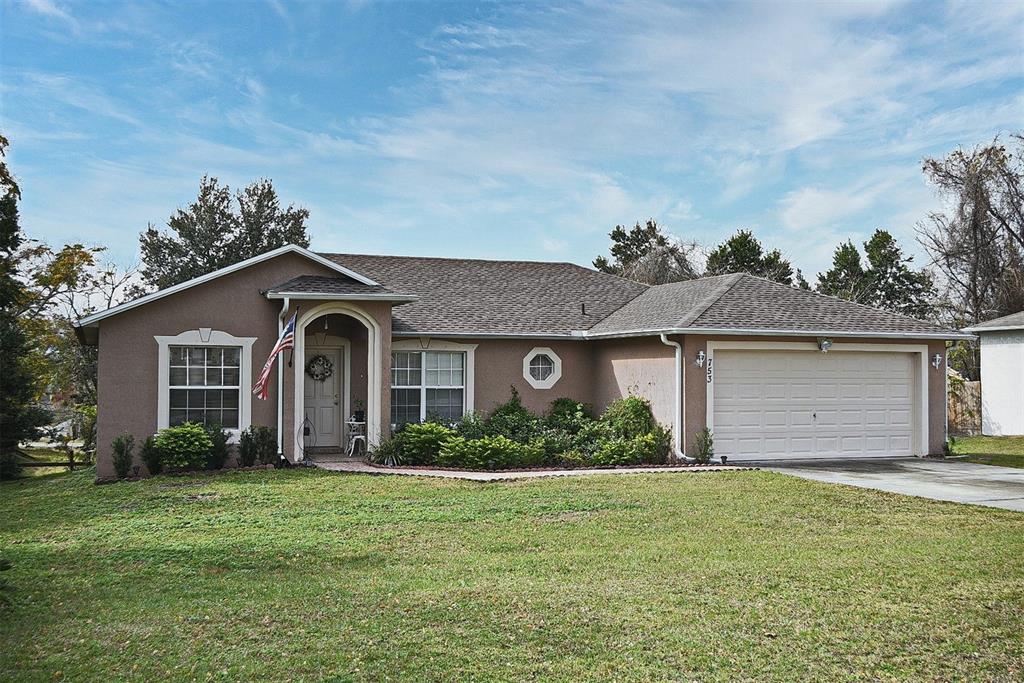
[523,346,562,390]
[704,340,929,456]
[391,339,477,423]
[155,329,257,441]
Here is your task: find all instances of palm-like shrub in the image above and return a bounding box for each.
[111,433,135,478]
[398,422,455,465]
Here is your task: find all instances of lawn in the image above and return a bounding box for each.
[1,468,1022,682]
[953,435,1024,469]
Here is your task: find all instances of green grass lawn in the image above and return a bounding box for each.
[953,435,1024,469]
[1,468,1022,681]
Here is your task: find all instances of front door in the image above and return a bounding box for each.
[304,347,342,449]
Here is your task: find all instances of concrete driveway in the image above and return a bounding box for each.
[758,457,1024,512]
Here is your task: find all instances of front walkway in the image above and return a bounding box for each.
[762,457,1024,512]
[313,460,743,481]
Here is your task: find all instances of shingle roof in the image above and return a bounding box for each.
[318,253,647,335]
[266,275,407,298]
[315,255,963,338]
[587,274,742,335]
[963,310,1024,332]
[685,274,958,336]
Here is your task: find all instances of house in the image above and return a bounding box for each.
[963,312,1024,436]
[76,245,969,478]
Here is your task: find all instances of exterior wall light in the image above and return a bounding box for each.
[695,350,706,367]
[818,338,833,353]
[932,353,943,370]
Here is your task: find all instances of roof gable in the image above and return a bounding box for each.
[76,245,378,327]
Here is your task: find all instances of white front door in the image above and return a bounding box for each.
[712,349,916,461]
[304,347,342,449]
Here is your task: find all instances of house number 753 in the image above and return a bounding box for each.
[706,358,713,384]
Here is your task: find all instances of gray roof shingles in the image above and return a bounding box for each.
[305,253,961,338]
[267,275,405,297]
[689,274,956,335]
[318,253,647,335]
[964,310,1024,331]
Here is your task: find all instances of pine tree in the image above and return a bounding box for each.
[705,229,799,286]
[863,230,935,319]
[0,140,49,475]
[816,241,872,303]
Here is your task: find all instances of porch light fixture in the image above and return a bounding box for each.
[932,353,943,370]
[695,350,706,367]
[818,338,833,353]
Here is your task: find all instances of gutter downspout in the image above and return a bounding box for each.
[277,296,290,458]
[659,334,695,463]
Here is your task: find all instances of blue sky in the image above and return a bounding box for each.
[2,0,1022,279]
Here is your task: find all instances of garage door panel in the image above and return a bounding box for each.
[713,349,916,461]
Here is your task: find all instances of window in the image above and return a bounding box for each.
[168,346,241,428]
[156,329,256,438]
[523,347,562,389]
[529,353,554,381]
[391,350,466,427]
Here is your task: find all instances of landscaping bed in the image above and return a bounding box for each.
[370,391,703,471]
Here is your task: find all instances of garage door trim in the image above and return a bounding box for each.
[705,341,930,457]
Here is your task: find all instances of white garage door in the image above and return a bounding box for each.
[712,350,916,461]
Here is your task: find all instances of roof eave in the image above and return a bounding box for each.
[265,292,418,303]
[583,327,975,341]
[961,324,1023,333]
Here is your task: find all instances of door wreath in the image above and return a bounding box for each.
[305,354,334,382]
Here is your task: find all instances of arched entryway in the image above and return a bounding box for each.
[293,302,382,461]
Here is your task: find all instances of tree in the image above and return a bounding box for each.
[138,176,310,292]
[594,219,700,285]
[862,230,935,319]
[705,229,806,287]
[918,135,1024,379]
[0,136,49,472]
[816,240,872,304]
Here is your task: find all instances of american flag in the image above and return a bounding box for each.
[253,313,296,400]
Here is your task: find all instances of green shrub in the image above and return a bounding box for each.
[140,436,162,476]
[454,411,488,440]
[538,428,574,464]
[369,437,402,466]
[546,398,594,433]
[239,425,276,466]
[155,422,212,471]
[398,422,455,465]
[557,449,587,468]
[590,433,659,467]
[111,432,135,478]
[571,420,616,457]
[601,396,656,438]
[694,427,714,464]
[650,423,672,464]
[204,424,231,470]
[486,387,542,443]
[438,435,545,470]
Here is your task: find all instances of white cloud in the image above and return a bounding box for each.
[21,0,78,29]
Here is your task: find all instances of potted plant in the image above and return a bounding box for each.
[352,398,366,423]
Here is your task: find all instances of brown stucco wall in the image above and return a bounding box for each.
[680,334,948,456]
[589,336,678,430]
[93,252,380,478]
[399,338,595,417]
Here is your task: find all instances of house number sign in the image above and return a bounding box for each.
[706,357,713,384]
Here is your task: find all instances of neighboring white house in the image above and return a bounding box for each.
[964,312,1024,436]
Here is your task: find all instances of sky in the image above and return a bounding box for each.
[1,0,1022,280]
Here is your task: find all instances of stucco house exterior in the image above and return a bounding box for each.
[963,312,1024,436]
[76,245,969,478]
